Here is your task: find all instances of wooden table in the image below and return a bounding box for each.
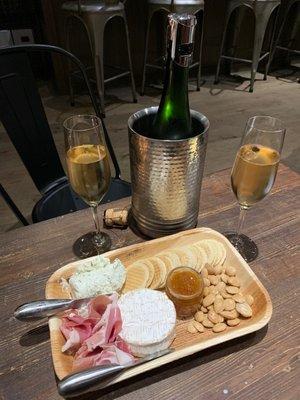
[1,165,299,400]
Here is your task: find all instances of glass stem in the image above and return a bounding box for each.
[91,205,101,236]
[235,206,247,246]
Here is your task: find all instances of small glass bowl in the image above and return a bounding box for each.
[165,266,204,319]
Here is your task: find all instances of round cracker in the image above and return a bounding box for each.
[205,239,226,267]
[190,244,208,272]
[136,259,155,287]
[181,246,198,268]
[196,240,214,266]
[217,243,227,266]
[159,251,181,269]
[148,257,166,289]
[122,262,149,293]
[157,254,173,274]
[206,239,222,267]
[171,248,196,268]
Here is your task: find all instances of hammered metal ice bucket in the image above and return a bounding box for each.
[128,106,209,238]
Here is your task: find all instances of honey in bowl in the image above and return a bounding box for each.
[165,266,204,318]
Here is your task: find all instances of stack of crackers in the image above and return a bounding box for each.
[122,239,226,293]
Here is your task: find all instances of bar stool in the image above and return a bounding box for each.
[62,0,137,116]
[266,0,300,74]
[215,0,281,92]
[141,0,205,95]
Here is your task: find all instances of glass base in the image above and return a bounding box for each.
[224,232,258,262]
[73,231,111,259]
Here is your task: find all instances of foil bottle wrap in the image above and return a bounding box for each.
[128,107,209,238]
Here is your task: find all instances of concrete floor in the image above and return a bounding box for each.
[1,69,299,233]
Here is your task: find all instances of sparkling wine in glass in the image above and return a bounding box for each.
[64,115,111,258]
[225,116,285,262]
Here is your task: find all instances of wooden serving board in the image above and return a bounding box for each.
[46,227,272,387]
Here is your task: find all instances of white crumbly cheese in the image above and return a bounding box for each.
[68,255,126,299]
[118,289,176,356]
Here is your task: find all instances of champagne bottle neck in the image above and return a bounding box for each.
[151,13,196,140]
[153,56,191,139]
[168,13,196,67]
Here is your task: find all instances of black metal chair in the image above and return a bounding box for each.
[0,44,131,224]
[0,184,29,226]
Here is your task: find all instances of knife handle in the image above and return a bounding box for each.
[58,364,124,398]
[14,299,74,320]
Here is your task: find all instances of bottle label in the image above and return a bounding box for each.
[174,43,194,67]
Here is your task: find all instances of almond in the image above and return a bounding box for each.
[201,306,208,313]
[220,290,232,299]
[226,285,239,294]
[203,293,216,307]
[208,275,219,285]
[223,298,235,311]
[208,310,221,324]
[193,320,204,333]
[203,287,210,297]
[227,318,241,327]
[216,281,226,292]
[214,297,224,313]
[227,276,241,287]
[201,267,208,278]
[213,322,227,333]
[225,266,236,276]
[206,265,216,274]
[214,265,223,275]
[232,293,245,303]
[187,321,197,333]
[202,316,214,328]
[245,294,254,306]
[220,309,239,319]
[236,302,252,318]
[194,311,204,323]
[218,315,225,323]
[221,273,228,283]
[208,286,218,295]
[203,278,210,287]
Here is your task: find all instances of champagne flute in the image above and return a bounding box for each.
[225,116,285,262]
[64,115,111,258]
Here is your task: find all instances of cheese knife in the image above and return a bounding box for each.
[58,348,173,398]
[14,298,94,320]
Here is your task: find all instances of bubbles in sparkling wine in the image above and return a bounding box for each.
[243,148,259,161]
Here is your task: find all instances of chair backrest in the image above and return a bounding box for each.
[0,44,121,194]
[0,50,65,193]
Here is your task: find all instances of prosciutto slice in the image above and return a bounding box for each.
[60,294,134,371]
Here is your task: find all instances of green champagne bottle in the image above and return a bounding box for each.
[152,13,197,140]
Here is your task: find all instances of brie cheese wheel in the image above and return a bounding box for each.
[118,289,176,357]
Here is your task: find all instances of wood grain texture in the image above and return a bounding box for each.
[0,164,299,400]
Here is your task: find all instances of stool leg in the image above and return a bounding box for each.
[196,10,204,91]
[250,13,270,93]
[141,11,154,96]
[264,6,281,80]
[123,13,137,103]
[90,22,106,116]
[65,16,76,107]
[215,6,233,84]
[230,7,245,72]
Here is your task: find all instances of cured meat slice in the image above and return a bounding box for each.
[60,294,134,370]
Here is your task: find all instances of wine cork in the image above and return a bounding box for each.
[103,207,129,228]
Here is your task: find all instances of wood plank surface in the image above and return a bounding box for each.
[0,164,299,400]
